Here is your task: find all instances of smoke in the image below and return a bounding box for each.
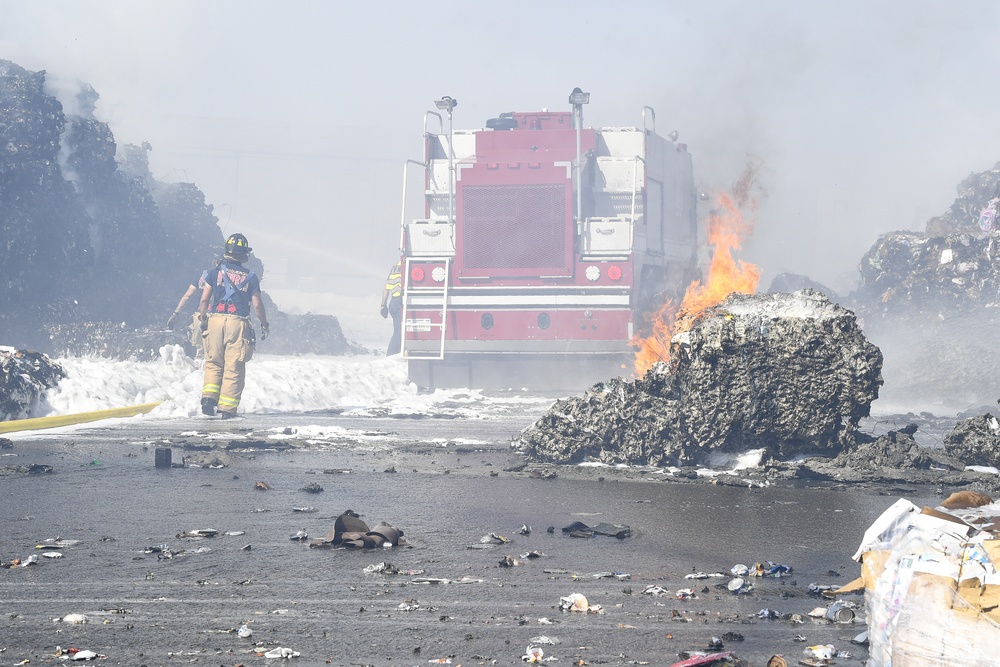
[3,0,1000,326]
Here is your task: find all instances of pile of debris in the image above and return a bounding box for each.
[515,290,883,466]
[924,162,1000,236]
[942,413,1000,469]
[0,347,65,420]
[856,231,1000,315]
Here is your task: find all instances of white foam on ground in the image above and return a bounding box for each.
[38,345,551,421]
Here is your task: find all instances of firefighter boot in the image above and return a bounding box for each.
[201,397,217,416]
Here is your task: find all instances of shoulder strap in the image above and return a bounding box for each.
[218,264,238,302]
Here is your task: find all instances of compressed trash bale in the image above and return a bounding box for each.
[944,413,1000,469]
[0,347,66,420]
[515,290,882,466]
[854,499,1000,667]
[850,164,1000,408]
[925,161,1000,236]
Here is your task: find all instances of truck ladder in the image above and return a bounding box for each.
[401,257,449,361]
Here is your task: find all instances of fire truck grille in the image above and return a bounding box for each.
[462,184,567,269]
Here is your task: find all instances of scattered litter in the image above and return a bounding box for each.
[262,647,300,658]
[254,481,271,491]
[806,583,837,595]
[668,651,740,667]
[558,592,602,613]
[803,644,835,660]
[560,521,630,539]
[61,613,88,624]
[37,538,80,549]
[675,588,698,600]
[726,577,753,594]
[824,600,855,623]
[529,636,560,645]
[730,564,749,576]
[410,576,483,585]
[500,555,524,567]
[299,483,323,493]
[751,561,792,577]
[309,510,405,549]
[519,524,532,535]
[480,532,510,544]
[289,530,309,541]
[69,649,102,661]
[522,646,548,663]
[42,551,62,559]
[176,529,218,539]
[292,507,316,513]
[224,530,245,536]
[363,561,423,575]
[237,623,252,638]
[685,572,725,580]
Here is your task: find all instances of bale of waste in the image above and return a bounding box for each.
[853,498,1000,666]
[0,347,66,420]
[515,290,883,466]
[924,162,1000,236]
[851,174,1000,408]
[944,413,1000,469]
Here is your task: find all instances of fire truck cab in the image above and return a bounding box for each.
[399,91,699,390]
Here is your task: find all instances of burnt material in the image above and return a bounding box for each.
[515,290,883,466]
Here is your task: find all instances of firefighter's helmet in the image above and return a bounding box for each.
[225,233,252,256]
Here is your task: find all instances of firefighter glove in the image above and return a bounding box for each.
[167,311,179,329]
[199,315,209,332]
[380,305,389,319]
[260,322,270,341]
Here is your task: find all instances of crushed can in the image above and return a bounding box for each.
[155,447,172,469]
[825,600,855,623]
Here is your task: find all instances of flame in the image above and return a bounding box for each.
[632,161,763,376]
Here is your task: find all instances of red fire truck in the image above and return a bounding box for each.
[398,90,700,389]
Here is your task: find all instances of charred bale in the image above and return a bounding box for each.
[0,347,66,420]
[944,413,1000,468]
[834,429,964,471]
[516,290,883,466]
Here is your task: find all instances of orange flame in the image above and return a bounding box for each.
[632,161,764,376]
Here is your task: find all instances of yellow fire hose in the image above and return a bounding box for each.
[0,402,162,435]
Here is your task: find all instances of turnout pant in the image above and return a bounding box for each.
[202,314,255,413]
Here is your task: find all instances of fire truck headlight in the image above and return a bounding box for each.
[431,266,446,282]
[481,313,494,330]
[585,265,600,281]
[607,265,623,281]
[410,266,425,282]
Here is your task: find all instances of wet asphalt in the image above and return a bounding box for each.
[0,407,942,667]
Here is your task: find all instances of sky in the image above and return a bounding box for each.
[3,1,1000,342]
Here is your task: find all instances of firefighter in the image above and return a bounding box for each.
[380,259,403,356]
[166,259,220,355]
[198,233,269,418]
